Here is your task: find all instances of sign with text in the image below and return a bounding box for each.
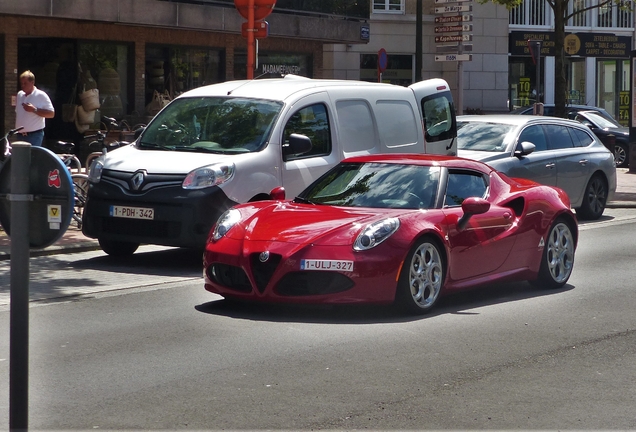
[435,24,472,33]
[436,44,473,53]
[435,34,472,43]
[435,54,472,62]
[434,4,472,13]
[435,14,472,23]
[509,31,631,58]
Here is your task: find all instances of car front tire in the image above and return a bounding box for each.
[576,174,607,220]
[395,237,445,314]
[614,142,629,168]
[98,238,140,257]
[530,218,575,289]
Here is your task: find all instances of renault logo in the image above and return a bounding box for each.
[259,251,270,262]
[130,170,146,191]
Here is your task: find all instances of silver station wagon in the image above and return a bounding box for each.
[457,115,616,220]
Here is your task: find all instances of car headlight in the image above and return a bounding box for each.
[212,208,242,241]
[353,218,400,251]
[88,159,104,183]
[183,163,235,190]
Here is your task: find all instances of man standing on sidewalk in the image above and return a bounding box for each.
[15,70,55,147]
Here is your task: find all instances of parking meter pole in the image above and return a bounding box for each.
[9,142,31,430]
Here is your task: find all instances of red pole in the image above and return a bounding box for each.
[247,0,255,79]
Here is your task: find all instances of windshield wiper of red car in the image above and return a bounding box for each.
[293,196,318,205]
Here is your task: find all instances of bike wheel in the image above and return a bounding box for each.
[71,174,89,229]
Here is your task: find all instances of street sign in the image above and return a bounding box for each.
[436,44,473,53]
[234,0,276,21]
[434,0,471,3]
[435,4,472,13]
[435,54,473,62]
[435,34,472,43]
[435,24,472,33]
[435,14,472,23]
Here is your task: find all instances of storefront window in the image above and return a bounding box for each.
[78,42,131,120]
[597,59,630,125]
[567,58,586,104]
[146,45,223,106]
[509,58,543,109]
[360,54,413,86]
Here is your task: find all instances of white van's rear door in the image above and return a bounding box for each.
[409,79,457,156]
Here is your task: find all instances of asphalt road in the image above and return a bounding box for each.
[0,209,635,429]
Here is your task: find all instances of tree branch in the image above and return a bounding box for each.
[566,0,614,20]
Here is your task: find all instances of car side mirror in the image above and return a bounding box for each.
[457,197,490,230]
[269,186,285,201]
[514,141,536,158]
[282,133,312,160]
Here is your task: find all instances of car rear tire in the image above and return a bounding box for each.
[395,237,445,314]
[98,238,140,257]
[576,174,607,220]
[530,218,575,289]
[614,142,629,168]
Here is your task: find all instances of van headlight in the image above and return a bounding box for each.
[183,163,235,190]
[88,160,104,183]
[353,218,400,251]
[212,208,242,241]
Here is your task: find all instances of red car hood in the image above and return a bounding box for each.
[232,202,403,246]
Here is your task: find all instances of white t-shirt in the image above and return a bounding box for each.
[15,86,54,133]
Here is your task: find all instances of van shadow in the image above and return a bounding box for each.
[194,281,575,325]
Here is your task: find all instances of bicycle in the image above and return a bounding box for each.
[0,126,24,163]
[54,140,88,229]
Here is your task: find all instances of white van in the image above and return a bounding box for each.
[83,75,457,255]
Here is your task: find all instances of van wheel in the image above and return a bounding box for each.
[99,238,139,257]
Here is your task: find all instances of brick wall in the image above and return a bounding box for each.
[1,15,323,131]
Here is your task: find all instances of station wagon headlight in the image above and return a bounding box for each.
[212,208,242,241]
[183,162,235,190]
[88,159,104,183]
[354,218,400,251]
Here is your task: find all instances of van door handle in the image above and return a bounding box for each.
[545,163,555,169]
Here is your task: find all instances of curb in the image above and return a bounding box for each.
[0,242,101,261]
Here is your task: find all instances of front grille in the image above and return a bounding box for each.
[207,264,252,293]
[101,217,181,239]
[276,271,354,296]
[250,253,282,293]
[102,169,185,194]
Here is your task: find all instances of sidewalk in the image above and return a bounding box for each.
[1,168,635,260]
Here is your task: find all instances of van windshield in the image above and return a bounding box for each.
[138,97,283,154]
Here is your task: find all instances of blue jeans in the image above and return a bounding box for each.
[18,129,44,147]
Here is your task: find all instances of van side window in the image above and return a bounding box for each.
[283,103,331,159]
[421,92,456,142]
[375,100,419,148]
[444,170,487,207]
[336,99,377,155]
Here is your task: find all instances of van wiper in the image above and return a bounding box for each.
[138,142,165,150]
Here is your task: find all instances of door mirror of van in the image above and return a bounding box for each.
[283,133,312,160]
[269,186,286,201]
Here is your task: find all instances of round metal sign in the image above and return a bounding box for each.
[234,0,276,21]
[0,146,74,248]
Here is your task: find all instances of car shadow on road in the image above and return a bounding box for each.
[194,281,575,324]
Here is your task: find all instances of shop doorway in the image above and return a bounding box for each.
[597,58,631,125]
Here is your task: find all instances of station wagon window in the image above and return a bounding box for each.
[283,103,331,160]
[569,127,594,147]
[444,171,487,207]
[517,125,547,152]
[421,92,456,143]
[373,0,404,13]
[543,125,575,150]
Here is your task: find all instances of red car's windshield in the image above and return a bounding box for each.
[299,162,441,209]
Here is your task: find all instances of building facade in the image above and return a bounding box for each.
[509,0,634,124]
[0,0,369,145]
